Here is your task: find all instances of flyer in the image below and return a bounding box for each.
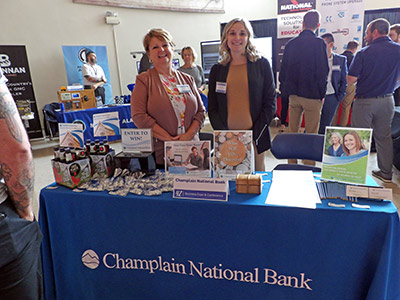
[93,111,120,136]
[59,123,84,148]
[165,141,211,177]
[214,130,253,180]
[321,126,372,185]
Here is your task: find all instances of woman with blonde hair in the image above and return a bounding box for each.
[131,28,205,167]
[178,46,205,94]
[208,18,276,171]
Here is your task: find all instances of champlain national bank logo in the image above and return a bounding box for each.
[82,249,100,269]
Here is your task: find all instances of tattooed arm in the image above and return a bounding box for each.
[0,81,35,221]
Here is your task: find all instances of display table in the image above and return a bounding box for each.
[55,104,135,142]
[39,174,400,300]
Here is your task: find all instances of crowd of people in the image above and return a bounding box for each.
[131,11,400,183]
[278,10,400,183]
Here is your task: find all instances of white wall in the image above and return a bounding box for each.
[1,0,399,129]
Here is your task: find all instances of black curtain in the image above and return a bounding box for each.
[363,8,400,46]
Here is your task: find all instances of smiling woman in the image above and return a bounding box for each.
[208,18,276,171]
[130,28,205,167]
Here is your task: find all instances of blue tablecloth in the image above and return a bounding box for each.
[39,174,400,300]
[55,104,135,142]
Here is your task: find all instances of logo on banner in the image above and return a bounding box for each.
[73,119,87,132]
[79,249,313,290]
[320,28,327,33]
[352,14,360,20]
[78,48,88,63]
[332,28,349,36]
[280,1,313,13]
[82,249,100,269]
[0,54,11,67]
[325,16,333,22]
[357,26,362,32]
[338,11,345,18]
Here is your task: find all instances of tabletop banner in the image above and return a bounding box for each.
[62,45,113,104]
[0,45,43,139]
[39,182,400,300]
[317,0,365,52]
[55,105,135,142]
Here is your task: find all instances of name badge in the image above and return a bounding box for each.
[177,84,191,93]
[216,82,227,94]
[332,65,341,71]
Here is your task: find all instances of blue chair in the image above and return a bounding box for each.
[270,133,325,172]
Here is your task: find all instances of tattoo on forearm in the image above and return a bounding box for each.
[0,91,23,143]
[0,160,34,215]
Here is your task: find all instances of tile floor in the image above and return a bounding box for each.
[31,123,400,217]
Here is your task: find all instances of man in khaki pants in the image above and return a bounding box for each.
[332,40,359,126]
[279,10,329,165]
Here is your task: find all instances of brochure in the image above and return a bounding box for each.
[93,111,120,136]
[214,130,253,180]
[321,126,373,185]
[165,141,211,177]
[59,123,84,148]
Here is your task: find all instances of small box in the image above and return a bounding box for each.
[52,158,91,188]
[90,151,115,177]
[236,174,262,194]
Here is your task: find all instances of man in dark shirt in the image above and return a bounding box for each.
[332,40,359,126]
[348,18,400,183]
[279,9,329,165]
[389,24,400,106]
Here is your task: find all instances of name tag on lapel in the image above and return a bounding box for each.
[332,65,341,71]
[177,84,191,93]
[216,82,227,94]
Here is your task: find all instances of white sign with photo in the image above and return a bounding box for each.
[321,126,372,185]
[165,141,211,177]
[214,131,253,180]
[59,123,84,148]
[93,111,120,137]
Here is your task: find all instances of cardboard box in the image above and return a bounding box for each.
[52,158,91,188]
[90,151,115,177]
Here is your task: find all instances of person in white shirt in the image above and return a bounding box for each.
[81,49,107,104]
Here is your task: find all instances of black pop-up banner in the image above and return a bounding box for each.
[0,45,43,139]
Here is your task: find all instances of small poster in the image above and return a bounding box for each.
[214,130,253,180]
[59,123,84,148]
[121,128,153,152]
[165,141,211,177]
[321,126,373,185]
[93,111,120,136]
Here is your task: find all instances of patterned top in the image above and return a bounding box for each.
[159,73,187,134]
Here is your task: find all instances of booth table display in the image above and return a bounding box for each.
[55,104,135,142]
[39,174,400,300]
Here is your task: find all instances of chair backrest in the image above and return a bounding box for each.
[271,133,325,162]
